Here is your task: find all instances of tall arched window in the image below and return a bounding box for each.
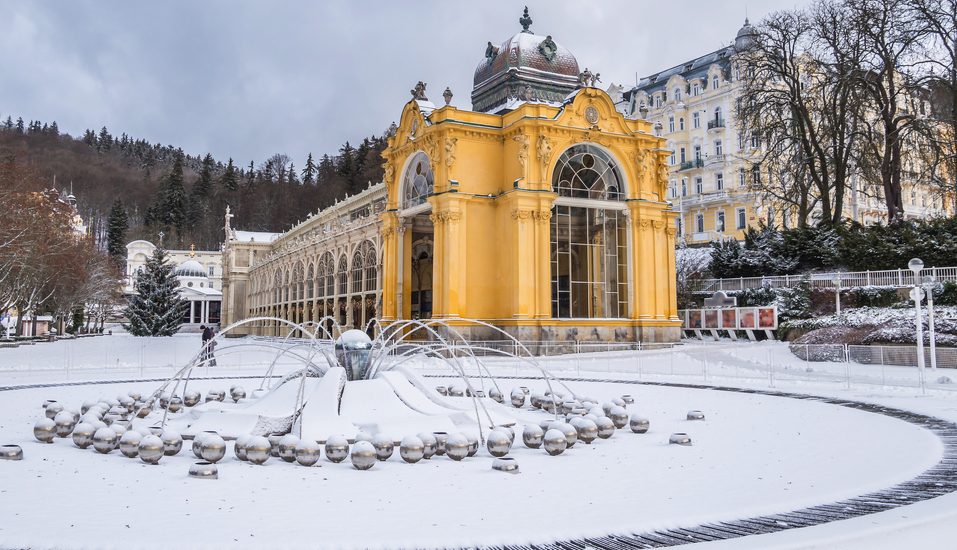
[402,152,434,209]
[337,255,349,295]
[550,144,629,320]
[283,270,290,302]
[322,252,335,298]
[292,264,302,301]
[362,241,377,292]
[273,270,282,304]
[307,264,314,299]
[351,250,364,294]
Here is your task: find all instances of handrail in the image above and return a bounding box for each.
[699,266,957,292]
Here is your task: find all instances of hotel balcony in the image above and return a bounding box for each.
[707,118,725,130]
[679,158,704,171]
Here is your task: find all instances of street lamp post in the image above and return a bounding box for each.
[908,258,926,394]
[922,275,938,371]
[831,275,842,315]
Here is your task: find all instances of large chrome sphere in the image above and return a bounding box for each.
[464,431,479,457]
[588,405,604,418]
[168,396,183,413]
[489,387,504,404]
[399,436,425,464]
[193,432,213,458]
[583,413,599,423]
[611,397,626,408]
[529,391,544,409]
[354,431,374,444]
[81,400,97,415]
[577,418,599,444]
[324,435,349,463]
[445,433,469,461]
[119,395,135,412]
[89,420,107,432]
[103,413,122,426]
[234,434,252,461]
[147,425,163,436]
[53,410,76,437]
[183,390,201,407]
[523,424,544,449]
[510,388,526,408]
[554,422,578,448]
[499,425,515,444]
[127,390,142,402]
[200,434,227,463]
[110,419,130,434]
[295,440,321,467]
[267,434,283,457]
[42,399,57,409]
[64,406,80,423]
[541,396,555,413]
[543,428,567,456]
[119,430,143,458]
[492,457,519,474]
[609,406,629,429]
[435,386,448,396]
[34,418,56,443]
[138,435,165,464]
[135,403,152,418]
[278,435,299,462]
[447,385,465,398]
[0,444,23,461]
[630,413,650,434]
[371,433,394,461]
[539,419,555,434]
[621,394,635,405]
[351,441,376,470]
[92,427,118,454]
[486,429,511,457]
[72,422,95,448]
[687,410,705,421]
[136,427,153,438]
[44,402,64,420]
[432,432,448,456]
[416,432,437,459]
[245,436,271,465]
[596,416,616,439]
[669,432,692,446]
[161,430,183,456]
[520,386,530,395]
[159,393,170,409]
[205,389,225,403]
[568,416,585,430]
[79,413,100,425]
[601,402,615,417]
[230,386,246,402]
[189,461,218,479]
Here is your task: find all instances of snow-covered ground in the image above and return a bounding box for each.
[1,334,956,549]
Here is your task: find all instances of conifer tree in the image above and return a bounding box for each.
[106,198,129,265]
[15,118,24,133]
[162,152,188,235]
[302,152,316,185]
[220,158,239,191]
[122,246,188,336]
[193,153,215,197]
[246,161,256,188]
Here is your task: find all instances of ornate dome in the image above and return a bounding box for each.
[734,18,755,51]
[471,10,580,114]
[175,259,208,278]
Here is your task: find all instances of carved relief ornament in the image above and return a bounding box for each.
[537,134,552,181]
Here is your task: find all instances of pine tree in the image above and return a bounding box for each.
[220,157,239,191]
[301,152,316,185]
[3,116,12,130]
[246,160,256,188]
[15,117,24,133]
[106,198,129,264]
[162,152,188,234]
[122,246,188,336]
[192,153,214,197]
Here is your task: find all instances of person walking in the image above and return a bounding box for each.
[200,325,212,365]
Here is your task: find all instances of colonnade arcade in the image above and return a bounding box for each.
[246,238,382,337]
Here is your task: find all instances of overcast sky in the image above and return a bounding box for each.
[1,1,808,169]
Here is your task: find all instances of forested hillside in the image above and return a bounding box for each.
[0,115,388,250]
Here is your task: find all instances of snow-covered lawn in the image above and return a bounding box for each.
[1,335,956,549]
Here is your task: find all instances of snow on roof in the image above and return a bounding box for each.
[233,231,280,243]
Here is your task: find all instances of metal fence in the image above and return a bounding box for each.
[700,266,957,292]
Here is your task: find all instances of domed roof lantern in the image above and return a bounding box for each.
[734,17,756,51]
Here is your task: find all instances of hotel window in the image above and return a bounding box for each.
[680,147,686,163]
[768,205,776,227]
[694,145,702,160]
[716,172,724,190]
[654,95,661,108]
[716,211,726,232]
[668,116,675,133]
[692,83,700,96]
[695,177,703,194]
[676,217,683,236]
[669,182,677,198]
[695,213,704,233]
[681,179,687,197]
[739,167,746,186]
[750,131,761,148]
[715,140,723,155]
[679,117,685,131]
[692,112,700,129]
[712,75,719,89]
[670,150,676,165]
[736,207,747,229]
[737,132,745,150]
[752,166,762,185]
[674,87,682,101]
[208,266,215,276]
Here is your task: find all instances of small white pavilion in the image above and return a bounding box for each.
[175,258,222,329]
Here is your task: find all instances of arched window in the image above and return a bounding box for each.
[283,270,290,302]
[362,241,377,292]
[273,270,282,304]
[337,255,348,295]
[679,117,685,131]
[351,250,364,294]
[712,75,719,90]
[402,152,434,209]
[551,144,625,201]
[292,264,303,301]
[673,87,682,101]
[550,144,629,320]
[321,252,335,298]
[306,264,314,300]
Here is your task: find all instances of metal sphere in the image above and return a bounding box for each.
[416,432,437,459]
[569,416,585,430]
[543,428,567,456]
[183,390,201,407]
[234,434,252,461]
[555,422,577,448]
[111,420,130,434]
[432,432,448,456]
[161,430,183,456]
[72,422,95,448]
[520,386,530,395]
[473,390,486,398]
[529,391,544,409]
[159,393,170,409]
[447,385,465,398]
[103,413,122,426]
[53,410,76,437]
[522,424,544,449]
[609,406,629,429]
[354,431,374,444]
[295,440,321,467]
[106,398,120,408]
[136,427,153,438]
[486,429,511,457]
[464,431,479,457]
[230,387,246,402]
[119,430,143,457]
[42,399,58,409]
[584,413,599,422]
[127,391,142,402]
[245,436,271,465]
[510,388,526,408]
[324,435,349,463]
[492,457,519,474]
[621,394,635,405]
[44,402,63,420]
[445,433,469,461]
[588,405,604,417]
[399,435,425,464]
[0,444,23,461]
[147,425,164,436]
[560,401,575,415]
[92,427,118,454]
[541,396,555,413]
[630,414,650,434]
[81,400,97,415]
[189,461,218,479]
[138,435,165,464]
[596,416,616,439]
[611,397,626,408]
[34,418,56,443]
[79,413,100,425]
[687,410,705,421]
[119,396,135,412]
[168,396,183,413]
[135,403,152,418]
[539,419,555,434]
[601,402,615,417]
[200,435,227,463]
[64,407,80,423]
[193,432,213,458]
[499,425,515,444]
[372,433,394,461]
[351,441,377,470]
[489,387,504,404]
[577,418,599,444]
[435,386,448,396]
[669,432,692,446]
[204,390,222,403]
[267,434,283,457]
[278,434,300,463]
[89,420,107,432]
